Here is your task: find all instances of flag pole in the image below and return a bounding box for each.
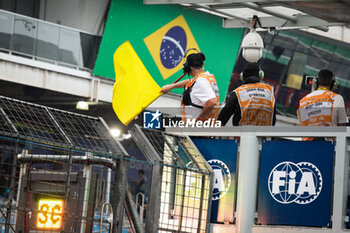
[172,73,186,84]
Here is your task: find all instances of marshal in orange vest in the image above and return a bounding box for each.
[234,83,275,126]
[181,72,220,121]
[298,90,337,127]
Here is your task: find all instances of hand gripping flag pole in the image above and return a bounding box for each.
[112,41,186,126]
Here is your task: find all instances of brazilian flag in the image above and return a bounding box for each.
[144,15,200,80]
[94,0,244,99]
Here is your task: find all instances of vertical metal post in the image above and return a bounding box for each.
[106,167,112,213]
[4,141,19,233]
[125,186,144,233]
[197,174,206,233]
[145,163,162,233]
[0,107,18,233]
[80,155,92,233]
[332,135,348,231]
[112,158,128,233]
[62,149,73,232]
[206,172,214,233]
[57,25,61,66]
[13,162,26,231]
[168,165,176,218]
[235,134,259,233]
[9,14,14,51]
[178,168,187,232]
[99,117,130,233]
[77,30,83,68]
[32,20,38,58]
[129,125,163,233]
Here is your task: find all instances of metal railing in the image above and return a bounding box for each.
[0,9,101,70]
[167,126,350,233]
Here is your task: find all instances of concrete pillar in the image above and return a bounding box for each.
[236,134,259,233]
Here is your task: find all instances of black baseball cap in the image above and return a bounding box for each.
[242,62,260,79]
[186,52,206,68]
[317,69,334,86]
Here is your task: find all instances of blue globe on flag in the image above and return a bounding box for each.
[160,26,187,69]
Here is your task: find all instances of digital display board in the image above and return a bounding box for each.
[37,199,64,229]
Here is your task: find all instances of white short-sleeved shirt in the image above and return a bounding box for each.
[184,74,217,120]
[301,90,348,125]
[331,93,348,125]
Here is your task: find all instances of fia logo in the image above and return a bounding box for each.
[208,159,231,200]
[143,110,161,129]
[268,161,322,204]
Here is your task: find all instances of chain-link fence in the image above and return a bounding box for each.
[130,126,213,233]
[0,96,213,233]
[0,96,128,233]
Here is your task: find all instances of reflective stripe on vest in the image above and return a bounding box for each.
[297,90,337,127]
[234,83,275,126]
[181,72,220,121]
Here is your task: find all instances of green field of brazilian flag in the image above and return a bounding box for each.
[93,0,244,100]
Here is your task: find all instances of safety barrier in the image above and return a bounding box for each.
[130,125,213,233]
[4,93,348,233]
[0,96,214,233]
[167,126,350,233]
[0,95,129,233]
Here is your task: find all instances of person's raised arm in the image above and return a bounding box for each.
[161,79,190,94]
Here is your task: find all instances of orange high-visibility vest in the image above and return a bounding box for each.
[234,83,275,126]
[181,72,219,121]
[298,90,337,127]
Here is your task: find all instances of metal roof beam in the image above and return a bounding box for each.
[223,14,344,29]
[311,26,329,32]
[144,0,329,4]
[240,2,297,22]
[190,3,250,22]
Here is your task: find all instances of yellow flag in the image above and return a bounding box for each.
[112,41,162,126]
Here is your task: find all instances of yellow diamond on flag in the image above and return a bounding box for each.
[144,15,200,80]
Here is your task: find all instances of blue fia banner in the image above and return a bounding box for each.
[192,138,237,223]
[257,141,334,227]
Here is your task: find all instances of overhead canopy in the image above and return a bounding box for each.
[144,0,350,32]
